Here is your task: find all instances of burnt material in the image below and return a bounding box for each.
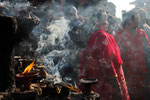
[13,16,39,56]
[41,82,71,100]
[12,91,37,100]
[70,92,100,100]
[16,72,38,90]
[0,92,12,100]
[15,16,39,43]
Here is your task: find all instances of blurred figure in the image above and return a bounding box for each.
[79,11,130,100]
[115,9,150,100]
[65,6,84,26]
[66,6,86,47]
[107,15,121,37]
[136,8,150,99]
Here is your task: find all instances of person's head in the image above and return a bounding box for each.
[135,7,147,24]
[122,10,140,29]
[94,10,108,30]
[107,15,121,34]
[65,6,79,20]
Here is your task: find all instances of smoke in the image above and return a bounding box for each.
[36,17,70,53]
[46,17,70,45]
[7,0,150,97]
[30,3,72,83]
[0,1,32,17]
[0,0,122,84]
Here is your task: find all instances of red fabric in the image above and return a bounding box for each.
[137,29,150,45]
[79,30,130,100]
[115,29,147,100]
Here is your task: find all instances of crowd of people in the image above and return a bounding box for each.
[76,4,150,100]
[30,1,150,99]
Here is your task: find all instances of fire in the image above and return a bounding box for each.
[64,85,80,92]
[22,59,35,75]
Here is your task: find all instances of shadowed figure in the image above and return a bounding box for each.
[115,9,150,100]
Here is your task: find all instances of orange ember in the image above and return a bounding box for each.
[22,59,35,75]
[64,85,80,92]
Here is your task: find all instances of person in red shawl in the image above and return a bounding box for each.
[79,11,130,100]
[115,9,150,100]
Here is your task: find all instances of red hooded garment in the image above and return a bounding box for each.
[79,30,130,100]
[115,29,148,100]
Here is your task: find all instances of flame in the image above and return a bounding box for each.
[22,59,35,75]
[64,85,80,92]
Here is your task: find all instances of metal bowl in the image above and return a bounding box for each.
[79,78,98,85]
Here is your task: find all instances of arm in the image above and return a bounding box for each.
[115,64,130,100]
